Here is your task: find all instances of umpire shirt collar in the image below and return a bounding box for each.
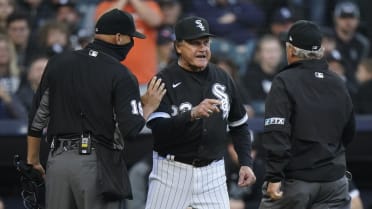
[87,39,125,61]
[282,58,328,72]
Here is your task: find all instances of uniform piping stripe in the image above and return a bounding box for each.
[228,114,248,127]
[147,112,171,122]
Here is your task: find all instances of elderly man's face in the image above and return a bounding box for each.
[176,37,211,71]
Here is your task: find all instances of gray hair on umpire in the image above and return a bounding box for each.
[286,42,325,60]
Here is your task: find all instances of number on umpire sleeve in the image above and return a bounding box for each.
[130,100,143,116]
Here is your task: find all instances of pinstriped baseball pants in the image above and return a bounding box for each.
[145,151,229,209]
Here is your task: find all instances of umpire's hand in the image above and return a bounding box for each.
[141,76,166,120]
[266,181,283,200]
[238,166,256,187]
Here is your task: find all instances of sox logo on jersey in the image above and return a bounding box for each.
[212,83,229,119]
[170,83,230,118]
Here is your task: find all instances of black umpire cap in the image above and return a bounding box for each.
[175,16,215,41]
[286,20,322,51]
[95,9,146,39]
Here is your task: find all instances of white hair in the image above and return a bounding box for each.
[286,42,325,59]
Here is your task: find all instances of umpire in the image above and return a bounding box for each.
[26,9,165,209]
[259,20,355,209]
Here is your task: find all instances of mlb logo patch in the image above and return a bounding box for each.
[314,72,324,78]
[89,50,98,57]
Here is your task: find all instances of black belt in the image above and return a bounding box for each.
[52,138,81,150]
[157,152,218,167]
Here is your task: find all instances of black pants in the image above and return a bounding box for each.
[259,177,351,209]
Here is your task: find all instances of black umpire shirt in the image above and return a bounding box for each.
[147,62,252,167]
[263,59,355,182]
[28,40,146,146]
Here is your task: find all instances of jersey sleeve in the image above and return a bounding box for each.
[263,76,292,134]
[227,77,248,127]
[262,76,293,182]
[225,76,252,166]
[113,73,145,141]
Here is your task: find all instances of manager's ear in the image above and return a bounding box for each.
[174,40,182,55]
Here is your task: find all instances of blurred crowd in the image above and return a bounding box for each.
[0,0,371,208]
[0,0,371,121]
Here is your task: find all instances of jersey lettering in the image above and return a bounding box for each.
[179,102,192,113]
[212,83,230,119]
[171,105,178,116]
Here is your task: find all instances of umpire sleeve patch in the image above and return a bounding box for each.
[265,117,285,126]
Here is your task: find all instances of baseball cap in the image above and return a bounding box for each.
[157,26,175,45]
[95,9,145,39]
[286,20,322,51]
[334,1,360,18]
[271,7,294,24]
[175,16,215,41]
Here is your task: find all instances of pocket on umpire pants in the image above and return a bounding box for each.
[96,143,132,201]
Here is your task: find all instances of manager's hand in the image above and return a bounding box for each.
[190,99,221,120]
[238,166,256,187]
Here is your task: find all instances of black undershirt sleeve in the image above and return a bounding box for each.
[229,122,253,167]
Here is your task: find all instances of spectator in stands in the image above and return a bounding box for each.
[156,26,175,71]
[269,7,295,40]
[16,0,54,35]
[190,0,265,74]
[326,49,358,97]
[355,58,372,114]
[0,33,20,94]
[54,1,83,50]
[54,1,93,50]
[0,197,4,209]
[321,27,337,56]
[16,56,48,112]
[6,12,38,70]
[0,0,15,32]
[332,1,370,87]
[37,20,71,58]
[242,35,284,116]
[190,0,265,46]
[75,0,101,36]
[95,0,163,84]
[0,34,27,119]
[158,0,182,27]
